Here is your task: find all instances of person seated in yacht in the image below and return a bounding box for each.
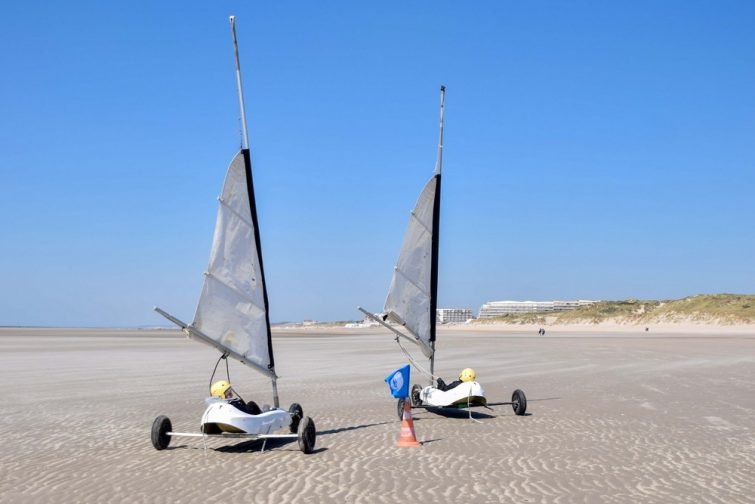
[436,367,476,391]
[210,380,261,415]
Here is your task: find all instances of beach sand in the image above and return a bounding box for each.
[1,325,753,503]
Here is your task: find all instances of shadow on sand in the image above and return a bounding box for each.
[209,420,395,453]
[160,420,393,454]
[318,421,393,436]
[214,437,328,454]
[419,407,496,420]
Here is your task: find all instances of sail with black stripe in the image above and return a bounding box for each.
[154,15,282,407]
[192,147,274,373]
[383,86,445,360]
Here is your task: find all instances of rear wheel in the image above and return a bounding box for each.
[288,403,303,433]
[297,416,316,454]
[151,415,172,450]
[512,389,527,416]
[411,384,422,407]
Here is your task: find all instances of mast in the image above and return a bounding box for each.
[229,16,249,150]
[229,16,279,408]
[435,85,445,176]
[428,85,445,385]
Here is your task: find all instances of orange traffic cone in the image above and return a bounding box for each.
[396,399,421,447]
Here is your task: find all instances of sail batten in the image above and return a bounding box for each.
[410,211,432,235]
[204,272,266,311]
[218,197,254,228]
[394,266,430,297]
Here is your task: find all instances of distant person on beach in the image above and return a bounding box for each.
[436,367,476,391]
[538,328,545,336]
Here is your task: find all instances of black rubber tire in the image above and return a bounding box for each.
[297,416,316,454]
[512,389,527,416]
[245,400,262,415]
[289,403,303,433]
[411,384,422,407]
[397,398,406,420]
[151,415,172,450]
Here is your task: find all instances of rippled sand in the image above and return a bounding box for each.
[1,327,753,503]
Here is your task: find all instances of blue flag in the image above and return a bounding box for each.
[384,364,410,398]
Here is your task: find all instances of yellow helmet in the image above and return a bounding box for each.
[210,380,232,399]
[459,368,476,382]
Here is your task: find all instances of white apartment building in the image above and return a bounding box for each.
[478,300,597,318]
[436,308,474,323]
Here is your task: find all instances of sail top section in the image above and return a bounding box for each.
[193,150,273,372]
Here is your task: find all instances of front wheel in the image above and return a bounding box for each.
[151,415,172,450]
[512,389,527,416]
[288,403,303,433]
[297,416,316,454]
[411,384,422,407]
[397,398,407,420]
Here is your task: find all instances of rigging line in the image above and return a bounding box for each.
[218,196,254,229]
[394,267,430,298]
[209,352,229,394]
[395,336,439,382]
[409,210,432,235]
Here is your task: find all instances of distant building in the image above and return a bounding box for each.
[478,300,597,318]
[345,319,378,328]
[437,308,474,323]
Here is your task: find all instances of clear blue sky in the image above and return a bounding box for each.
[1,1,753,327]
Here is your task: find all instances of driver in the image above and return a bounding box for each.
[210,380,261,415]
[436,367,476,391]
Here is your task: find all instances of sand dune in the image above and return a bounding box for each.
[1,327,753,503]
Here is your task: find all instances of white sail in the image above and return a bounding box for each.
[384,175,439,358]
[192,150,272,371]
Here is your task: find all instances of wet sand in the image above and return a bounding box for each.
[1,326,753,503]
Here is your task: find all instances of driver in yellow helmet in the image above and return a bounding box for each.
[210,380,261,415]
[436,368,476,391]
[210,380,234,400]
